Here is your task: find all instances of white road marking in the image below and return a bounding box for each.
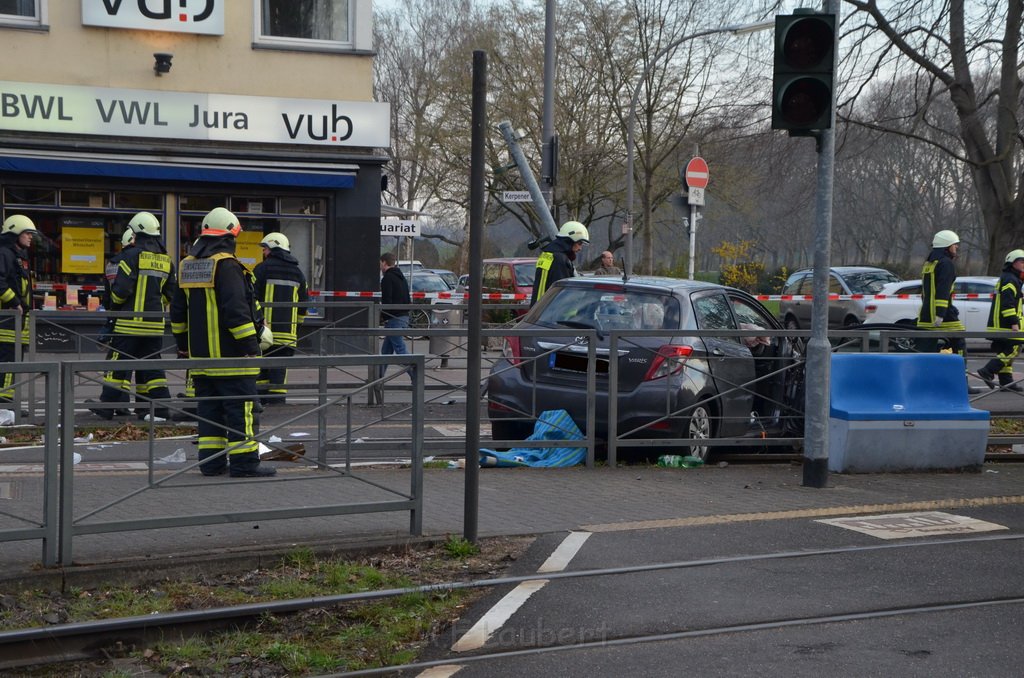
[450,579,548,653]
[537,530,591,573]
[417,665,464,678]
[817,511,1008,539]
[450,531,590,653]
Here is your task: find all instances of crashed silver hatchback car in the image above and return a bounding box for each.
[486,276,805,459]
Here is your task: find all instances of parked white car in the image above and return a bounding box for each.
[862,276,997,345]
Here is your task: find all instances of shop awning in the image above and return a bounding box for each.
[0,152,357,189]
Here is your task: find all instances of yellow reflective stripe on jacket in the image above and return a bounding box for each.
[535,252,554,297]
[0,289,14,303]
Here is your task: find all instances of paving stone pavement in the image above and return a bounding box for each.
[2,460,1023,584]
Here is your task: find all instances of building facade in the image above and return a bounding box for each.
[0,1,387,309]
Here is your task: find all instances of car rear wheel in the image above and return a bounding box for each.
[685,405,713,461]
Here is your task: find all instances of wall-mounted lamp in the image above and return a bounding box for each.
[153,53,173,76]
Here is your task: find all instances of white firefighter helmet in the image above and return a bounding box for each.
[128,211,161,236]
[1006,249,1024,264]
[2,214,37,236]
[201,207,242,237]
[260,232,290,251]
[121,228,135,248]
[558,220,590,243]
[932,230,960,249]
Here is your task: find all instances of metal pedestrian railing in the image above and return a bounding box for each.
[0,362,60,566]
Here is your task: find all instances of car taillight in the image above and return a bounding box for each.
[643,345,693,381]
[503,336,523,366]
[865,304,877,314]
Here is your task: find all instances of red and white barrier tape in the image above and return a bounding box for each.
[308,291,528,301]
[754,293,994,301]
[32,283,990,303]
[33,284,527,301]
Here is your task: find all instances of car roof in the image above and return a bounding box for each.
[555,275,738,294]
[883,276,997,290]
[792,266,895,275]
[483,257,537,264]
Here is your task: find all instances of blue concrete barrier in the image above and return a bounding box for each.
[828,353,989,472]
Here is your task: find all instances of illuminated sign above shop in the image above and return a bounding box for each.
[0,81,390,148]
[83,0,225,35]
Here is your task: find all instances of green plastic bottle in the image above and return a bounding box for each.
[657,455,704,468]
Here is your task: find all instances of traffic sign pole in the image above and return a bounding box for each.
[684,153,708,280]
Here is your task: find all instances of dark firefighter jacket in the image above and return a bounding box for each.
[917,248,961,328]
[103,243,133,311]
[987,264,1024,336]
[531,236,576,305]
[170,236,262,378]
[0,232,32,345]
[109,234,175,336]
[253,248,308,346]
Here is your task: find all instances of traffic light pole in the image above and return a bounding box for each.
[802,0,840,489]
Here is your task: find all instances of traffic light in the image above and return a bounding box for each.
[772,11,836,133]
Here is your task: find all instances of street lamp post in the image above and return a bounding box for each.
[623,20,773,277]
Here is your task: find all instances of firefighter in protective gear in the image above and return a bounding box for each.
[90,213,176,420]
[254,232,309,405]
[978,249,1024,392]
[917,229,981,393]
[170,207,275,477]
[101,229,135,310]
[0,215,36,403]
[530,220,589,306]
[97,229,136,352]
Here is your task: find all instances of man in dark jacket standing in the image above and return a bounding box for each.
[91,212,176,421]
[254,232,309,405]
[379,252,411,378]
[531,220,589,306]
[978,249,1024,391]
[171,207,275,478]
[0,215,36,404]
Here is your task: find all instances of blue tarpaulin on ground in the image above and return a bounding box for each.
[480,410,586,468]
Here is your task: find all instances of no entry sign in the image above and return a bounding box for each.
[685,156,709,189]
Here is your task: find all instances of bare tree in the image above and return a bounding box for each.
[842,0,1023,272]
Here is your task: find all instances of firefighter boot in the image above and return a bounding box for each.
[977,361,1000,390]
[229,452,276,478]
[999,373,1024,392]
[198,449,227,476]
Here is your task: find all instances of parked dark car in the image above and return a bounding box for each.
[779,266,900,329]
[406,271,455,335]
[486,276,805,459]
[421,268,459,290]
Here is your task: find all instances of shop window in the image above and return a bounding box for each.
[256,0,354,48]
[0,0,44,27]
[230,197,277,215]
[115,192,162,210]
[60,190,110,209]
[280,197,325,215]
[4,186,55,205]
[179,194,226,212]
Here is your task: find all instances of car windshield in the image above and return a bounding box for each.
[534,287,680,330]
[409,274,450,293]
[843,271,900,294]
[513,263,536,286]
[435,272,458,289]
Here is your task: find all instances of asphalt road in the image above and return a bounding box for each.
[411,504,1024,677]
